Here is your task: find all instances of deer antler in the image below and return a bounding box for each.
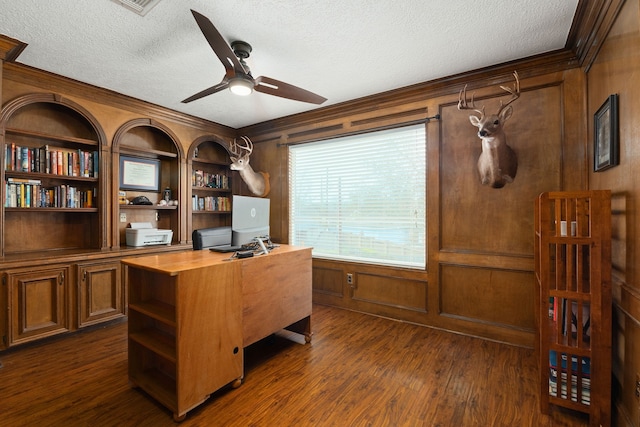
[458,84,485,118]
[497,71,520,115]
[229,136,253,157]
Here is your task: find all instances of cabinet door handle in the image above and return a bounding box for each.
[83,270,87,282]
[59,272,65,285]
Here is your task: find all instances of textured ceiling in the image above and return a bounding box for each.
[0,0,579,129]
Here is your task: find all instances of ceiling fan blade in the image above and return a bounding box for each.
[189,9,246,76]
[182,79,229,103]
[254,76,327,105]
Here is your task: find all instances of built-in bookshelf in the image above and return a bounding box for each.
[188,138,234,237]
[1,94,105,255]
[535,190,611,426]
[112,119,183,248]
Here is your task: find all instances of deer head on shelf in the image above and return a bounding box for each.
[458,71,520,189]
[229,136,270,197]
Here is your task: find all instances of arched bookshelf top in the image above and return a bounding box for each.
[1,93,107,149]
[112,118,184,159]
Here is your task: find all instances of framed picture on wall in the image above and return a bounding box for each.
[594,94,619,172]
[119,155,161,191]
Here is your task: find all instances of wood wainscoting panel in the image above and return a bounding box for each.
[440,264,534,331]
[312,265,344,298]
[351,272,427,314]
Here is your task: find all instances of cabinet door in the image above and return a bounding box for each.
[77,261,124,328]
[0,275,6,350]
[7,266,69,346]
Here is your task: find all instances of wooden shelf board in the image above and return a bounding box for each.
[192,210,231,215]
[119,145,177,159]
[129,300,176,326]
[5,170,98,182]
[129,368,177,412]
[129,330,176,363]
[192,186,231,193]
[5,127,98,147]
[192,158,228,167]
[5,207,98,212]
[119,204,177,210]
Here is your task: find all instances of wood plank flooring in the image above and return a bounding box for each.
[0,304,589,426]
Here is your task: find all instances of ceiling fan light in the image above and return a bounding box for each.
[229,78,253,96]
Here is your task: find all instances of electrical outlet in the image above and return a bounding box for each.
[346,273,353,285]
[119,213,127,223]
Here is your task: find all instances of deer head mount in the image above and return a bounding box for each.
[229,136,270,197]
[458,71,520,189]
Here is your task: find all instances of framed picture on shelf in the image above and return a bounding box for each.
[594,94,619,172]
[119,155,160,191]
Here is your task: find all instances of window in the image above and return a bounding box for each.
[289,124,426,269]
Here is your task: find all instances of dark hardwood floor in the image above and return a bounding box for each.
[0,304,588,426]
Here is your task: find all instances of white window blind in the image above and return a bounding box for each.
[289,124,426,269]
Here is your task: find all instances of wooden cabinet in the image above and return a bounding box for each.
[1,94,106,256]
[126,257,243,422]
[77,261,124,328]
[4,265,70,347]
[188,139,234,238]
[534,190,611,427]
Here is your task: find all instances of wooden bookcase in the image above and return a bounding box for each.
[188,138,234,238]
[534,190,611,427]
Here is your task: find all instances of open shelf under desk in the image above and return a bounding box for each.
[128,301,176,327]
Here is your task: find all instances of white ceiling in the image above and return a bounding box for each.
[0,0,579,129]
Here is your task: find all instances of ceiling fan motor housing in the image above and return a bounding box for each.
[231,41,252,59]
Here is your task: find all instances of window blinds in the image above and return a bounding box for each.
[289,124,426,268]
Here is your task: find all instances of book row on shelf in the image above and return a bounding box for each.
[549,350,591,405]
[548,297,591,342]
[192,170,230,189]
[192,195,231,212]
[5,143,99,178]
[4,178,96,208]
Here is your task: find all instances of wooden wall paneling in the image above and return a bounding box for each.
[432,73,586,346]
[585,1,640,425]
[585,1,640,424]
[247,139,284,241]
[276,139,290,243]
[312,257,430,325]
[439,264,534,331]
[350,272,428,314]
[312,263,345,300]
[619,312,640,426]
[439,82,563,256]
[560,68,588,190]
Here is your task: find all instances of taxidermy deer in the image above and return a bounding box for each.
[458,71,520,188]
[229,136,270,197]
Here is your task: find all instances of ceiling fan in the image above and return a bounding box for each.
[182,9,327,105]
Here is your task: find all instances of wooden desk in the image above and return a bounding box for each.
[122,245,312,421]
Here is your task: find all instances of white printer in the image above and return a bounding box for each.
[125,222,173,247]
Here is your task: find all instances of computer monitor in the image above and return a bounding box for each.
[231,195,270,246]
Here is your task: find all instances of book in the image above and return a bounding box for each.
[21,146,29,172]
